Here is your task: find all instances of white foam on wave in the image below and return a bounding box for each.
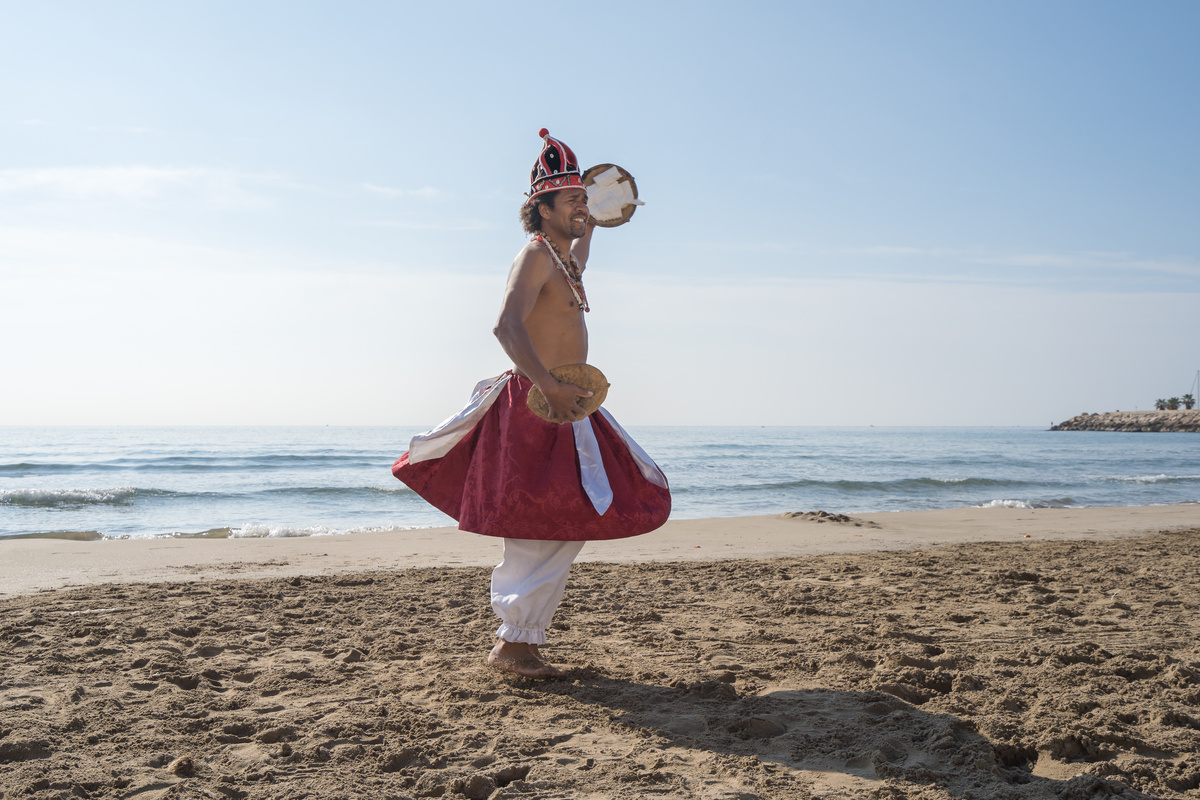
[232,524,340,538]
[1109,474,1200,484]
[974,499,1034,509]
[229,523,416,538]
[974,498,1078,509]
[0,487,138,506]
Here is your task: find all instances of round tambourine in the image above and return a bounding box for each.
[526,364,610,422]
[583,164,644,228]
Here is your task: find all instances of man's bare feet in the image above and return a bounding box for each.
[487,640,564,678]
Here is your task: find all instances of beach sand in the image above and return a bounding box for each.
[2,505,1199,799]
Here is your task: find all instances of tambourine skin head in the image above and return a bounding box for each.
[526,363,611,423]
[583,164,640,228]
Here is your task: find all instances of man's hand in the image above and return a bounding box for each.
[540,379,593,423]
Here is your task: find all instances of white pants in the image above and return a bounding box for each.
[491,538,585,645]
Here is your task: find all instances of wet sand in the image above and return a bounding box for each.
[4,504,1199,597]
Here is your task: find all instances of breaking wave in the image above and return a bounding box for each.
[681,476,1024,495]
[0,487,143,507]
[1108,474,1200,484]
[973,498,1077,510]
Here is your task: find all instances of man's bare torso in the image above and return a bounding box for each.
[515,241,588,377]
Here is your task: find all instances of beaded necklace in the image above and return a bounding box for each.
[536,234,590,312]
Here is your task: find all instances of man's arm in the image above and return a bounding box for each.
[569,219,597,271]
[493,247,590,422]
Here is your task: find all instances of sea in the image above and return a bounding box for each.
[2,426,1198,540]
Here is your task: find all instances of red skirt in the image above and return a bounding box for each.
[392,375,670,541]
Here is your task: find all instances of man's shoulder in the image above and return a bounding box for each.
[512,239,553,272]
[517,238,549,258]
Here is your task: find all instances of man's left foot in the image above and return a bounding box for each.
[487,640,564,679]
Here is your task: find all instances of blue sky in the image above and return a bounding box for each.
[2,1,1197,426]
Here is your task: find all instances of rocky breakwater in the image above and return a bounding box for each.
[1051,410,1200,432]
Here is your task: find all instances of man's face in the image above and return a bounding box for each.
[542,188,589,239]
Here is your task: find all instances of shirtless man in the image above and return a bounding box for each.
[488,186,594,676]
[494,187,594,424]
[391,130,670,679]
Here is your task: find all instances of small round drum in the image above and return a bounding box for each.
[526,364,610,422]
[583,164,643,228]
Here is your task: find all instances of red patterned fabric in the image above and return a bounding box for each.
[527,128,584,203]
[392,375,671,541]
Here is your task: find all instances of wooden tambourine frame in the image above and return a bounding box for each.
[583,164,641,228]
[526,364,610,422]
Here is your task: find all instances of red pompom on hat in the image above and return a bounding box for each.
[527,128,584,203]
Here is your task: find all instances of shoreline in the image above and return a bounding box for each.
[3,503,1197,597]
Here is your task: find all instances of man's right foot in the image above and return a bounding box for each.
[487,640,565,678]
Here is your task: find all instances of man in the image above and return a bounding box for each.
[392,129,671,678]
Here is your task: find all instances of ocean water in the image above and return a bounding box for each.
[2,426,1198,540]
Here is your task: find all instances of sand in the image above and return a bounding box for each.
[2,505,1199,799]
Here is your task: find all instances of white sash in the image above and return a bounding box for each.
[406,373,513,464]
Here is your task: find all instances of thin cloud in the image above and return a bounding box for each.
[1124,257,1200,279]
[83,125,157,134]
[0,224,394,278]
[969,250,1200,278]
[362,183,449,200]
[681,241,811,256]
[837,245,1200,278]
[841,245,954,257]
[678,240,1200,289]
[347,218,497,231]
[0,166,285,209]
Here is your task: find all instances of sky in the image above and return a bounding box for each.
[1,0,1198,427]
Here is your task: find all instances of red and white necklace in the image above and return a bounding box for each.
[536,234,589,312]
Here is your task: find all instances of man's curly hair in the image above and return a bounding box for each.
[519,192,557,235]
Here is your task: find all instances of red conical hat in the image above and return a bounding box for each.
[527,128,584,203]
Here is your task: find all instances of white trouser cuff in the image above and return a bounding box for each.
[494,621,549,645]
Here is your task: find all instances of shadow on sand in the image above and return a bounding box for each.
[533,672,1153,799]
